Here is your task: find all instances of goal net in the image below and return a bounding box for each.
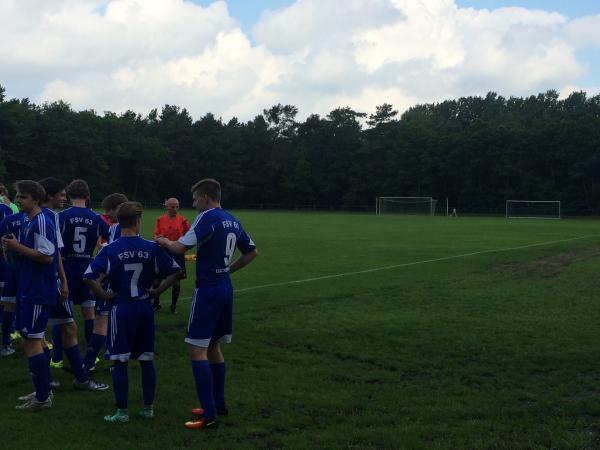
[505,200,561,219]
[376,197,437,216]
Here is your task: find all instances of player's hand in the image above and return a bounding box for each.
[1,234,18,251]
[155,236,167,247]
[60,283,69,302]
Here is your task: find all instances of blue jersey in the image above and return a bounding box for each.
[84,236,180,302]
[59,206,110,260]
[179,208,256,286]
[17,211,58,306]
[108,223,121,244]
[0,212,27,267]
[0,204,12,222]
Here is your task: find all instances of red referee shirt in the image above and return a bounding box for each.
[153,213,190,242]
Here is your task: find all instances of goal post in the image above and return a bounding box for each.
[376,197,437,216]
[505,200,561,219]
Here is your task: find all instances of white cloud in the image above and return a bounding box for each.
[1,0,599,120]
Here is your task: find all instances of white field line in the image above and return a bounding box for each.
[237,234,600,293]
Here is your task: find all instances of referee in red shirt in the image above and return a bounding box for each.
[153,197,190,312]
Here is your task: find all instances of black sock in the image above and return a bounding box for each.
[171,285,180,309]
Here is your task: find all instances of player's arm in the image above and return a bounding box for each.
[1,233,53,264]
[82,248,115,301]
[230,228,258,274]
[155,237,188,255]
[229,248,258,274]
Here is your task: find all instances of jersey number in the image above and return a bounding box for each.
[73,227,87,253]
[224,233,237,266]
[124,263,143,297]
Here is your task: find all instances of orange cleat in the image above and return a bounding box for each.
[191,407,204,415]
[184,417,218,430]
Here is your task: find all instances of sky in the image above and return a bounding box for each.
[2,0,600,121]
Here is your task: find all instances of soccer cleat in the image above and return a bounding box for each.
[18,391,54,401]
[73,379,110,391]
[16,397,52,410]
[184,417,218,430]
[103,410,129,423]
[0,346,16,357]
[46,342,53,350]
[191,407,204,415]
[139,406,154,419]
[10,331,21,341]
[50,360,63,369]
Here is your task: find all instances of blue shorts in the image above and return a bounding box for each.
[16,302,51,339]
[185,280,233,348]
[95,298,111,316]
[106,300,155,362]
[1,265,19,303]
[48,299,75,326]
[64,259,95,307]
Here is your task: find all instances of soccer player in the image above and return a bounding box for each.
[0,204,22,357]
[2,180,56,409]
[0,184,19,213]
[84,201,182,423]
[38,177,108,392]
[59,180,110,371]
[152,197,190,313]
[81,193,129,371]
[157,179,258,430]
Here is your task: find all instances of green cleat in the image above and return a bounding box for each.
[50,360,63,369]
[10,331,21,341]
[139,406,154,419]
[104,410,129,423]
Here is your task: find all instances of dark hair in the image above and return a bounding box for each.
[117,201,143,228]
[14,180,46,203]
[66,179,90,200]
[190,178,221,202]
[0,184,9,196]
[38,177,66,200]
[101,193,129,211]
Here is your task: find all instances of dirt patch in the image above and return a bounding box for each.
[495,246,600,278]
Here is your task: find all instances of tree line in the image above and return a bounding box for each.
[1,84,599,214]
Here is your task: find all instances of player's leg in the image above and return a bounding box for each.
[81,305,95,346]
[0,300,16,356]
[16,303,52,409]
[207,282,232,416]
[170,254,186,313]
[136,301,156,419]
[50,324,63,367]
[84,308,108,371]
[104,303,133,423]
[184,287,222,429]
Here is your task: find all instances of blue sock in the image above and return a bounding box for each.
[192,360,216,419]
[28,353,50,402]
[52,325,63,362]
[2,311,15,346]
[64,344,88,383]
[84,333,106,369]
[210,362,227,410]
[140,361,156,406]
[112,361,129,410]
[84,320,94,346]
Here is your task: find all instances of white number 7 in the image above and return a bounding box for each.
[125,263,143,297]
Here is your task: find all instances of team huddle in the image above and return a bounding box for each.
[0,178,258,430]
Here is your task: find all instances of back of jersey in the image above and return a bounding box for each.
[181,208,256,285]
[60,207,109,260]
[87,236,178,301]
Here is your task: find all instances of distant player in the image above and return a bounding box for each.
[157,179,258,430]
[84,202,182,423]
[0,204,23,357]
[0,184,19,213]
[2,180,55,409]
[152,197,190,313]
[99,193,127,243]
[38,177,108,393]
[59,180,110,371]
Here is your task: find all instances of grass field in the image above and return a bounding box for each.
[1,210,600,449]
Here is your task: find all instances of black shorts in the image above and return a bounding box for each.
[172,253,187,278]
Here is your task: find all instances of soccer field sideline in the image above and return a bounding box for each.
[237,232,600,293]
